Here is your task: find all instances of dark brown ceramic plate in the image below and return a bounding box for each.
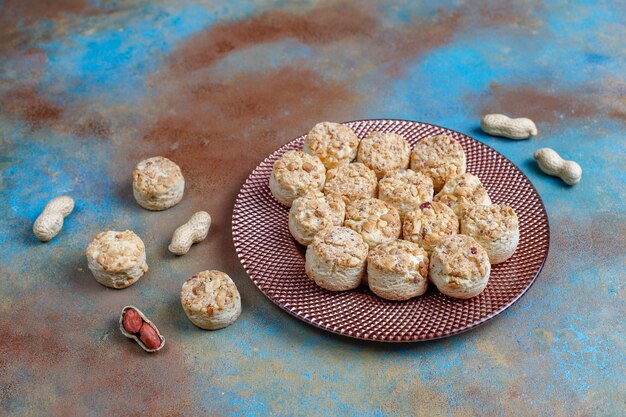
[232,119,549,342]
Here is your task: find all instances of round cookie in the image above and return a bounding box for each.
[367,239,429,300]
[133,156,185,210]
[433,173,491,217]
[303,122,359,169]
[323,162,378,204]
[410,135,466,192]
[86,230,148,289]
[344,198,401,249]
[429,235,491,299]
[180,270,242,330]
[356,132,410,178]
[378,169,434,220]
[461,204,519,264]
[403,201,459,254]
[289,191,346,246]
[305,226,368,291]
[269,150,326,207]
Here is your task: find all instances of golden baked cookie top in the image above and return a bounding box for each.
[303,122,359,169]
[356,132,410,178]
[86,230,145,274]
[461,204,519,240]
[181,271,238,315]
[410,135,466,190]
[378,169,434,215]
[433,173,491,216]
[324,162,378,203]
[133,156,184,195]
[290,191,346,233]
[403,201,459,252]
[368,239,429,276]
[432,235,489,281]
[309,226,368,267]
[272,150,326,190]
[344,198,401,247]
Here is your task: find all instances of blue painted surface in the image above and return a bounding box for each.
[0,1,624,416]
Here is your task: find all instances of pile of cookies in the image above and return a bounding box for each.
[269,122,520,300]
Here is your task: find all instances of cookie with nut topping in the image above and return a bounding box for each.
[367,239,429,300]
[378,169,434,220]
[305,226,368,291]
[429,235,491,299]
[433,173,491,217]
[344,198,401,249]
[133,156,185,210]
[86,230,148,289]
[403,201,459,254]
[410,135,466,192]
[461,204,519,264]
[269,150,326,207]
[180,270,241,330]
[323,162,378,204]
[289,191,346,246]
[356,132,410,178]
[303,122,359,169]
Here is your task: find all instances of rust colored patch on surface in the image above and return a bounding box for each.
[475,0,542,27]
[0,0,91,55]
[383,9,463,77]
[169,3,376,74]
[0,295,196,415]
[0,87,64,128]
[481,83,599,124]
[143,66,357,191]
[608,109,626,122]
[73,113,113,139]
[0,87,113,138]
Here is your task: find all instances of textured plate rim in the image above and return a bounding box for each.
[232,118,550,343]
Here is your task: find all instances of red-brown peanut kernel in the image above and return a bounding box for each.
[139,323,161,349]
[122,308,142,333]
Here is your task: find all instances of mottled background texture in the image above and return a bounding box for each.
[0,1,624,416]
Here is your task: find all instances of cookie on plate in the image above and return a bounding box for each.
[344,198,401,249]
[429,235,490,299]
[378,169,434,220]
[305,226,368,291]
[180,270,242,330]
[356,132,410,178]
[289,191,346,246]
[461,204,519,264]
[410,135,466,192]
[433,173,491,217]
[269,150,326,207]
[303,122,359,169]
[403,201,459,254]
[86,230,148,289]
[133,156,185,210]
[367,239,429,300]
[323,162,378,204]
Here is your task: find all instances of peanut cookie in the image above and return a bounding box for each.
[344,198,401,249]
[86,230,148,289]
[289,191,346,246]
[356,132,410,178]
[305,226,368,291]
[180,270,241,330]
[461,204,519,264]
[133,156,185,210]
[410,135,466,192]
[367,239,429,300]
[429,235,490,299]
[303,122,359,169]
[269,150,326,207]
